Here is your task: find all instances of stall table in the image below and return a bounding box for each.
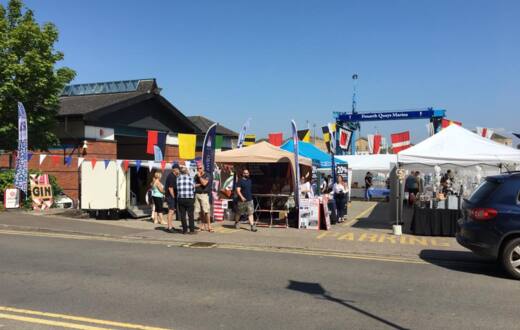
[410,206,460,236]
[253,194,290,228]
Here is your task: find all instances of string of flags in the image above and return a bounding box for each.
[26,152,195,172]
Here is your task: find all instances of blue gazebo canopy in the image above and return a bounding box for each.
[280,141,347,168]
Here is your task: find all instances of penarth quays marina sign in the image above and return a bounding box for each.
[336,108,445,122]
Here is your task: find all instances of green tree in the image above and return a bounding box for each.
[0,0,75,151]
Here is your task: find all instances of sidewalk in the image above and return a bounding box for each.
[0,201,473,262]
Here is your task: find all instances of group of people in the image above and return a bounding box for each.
[311,174,350,223]
[149,165,258,234]
[149,163,213,234]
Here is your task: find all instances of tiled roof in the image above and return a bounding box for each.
[188,115,239,137]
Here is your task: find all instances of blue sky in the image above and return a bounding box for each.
[15,0,520,144]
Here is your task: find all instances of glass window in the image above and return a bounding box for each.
[468,180,500,204]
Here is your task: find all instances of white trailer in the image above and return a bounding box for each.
[80,161,129,218]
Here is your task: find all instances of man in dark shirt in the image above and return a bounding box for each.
[234,169,257,232]
[194,164,213,232]
[164,163,180,232]
[364,172,373,201]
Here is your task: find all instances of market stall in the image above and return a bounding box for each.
[336,154,397,199]
[215,141,313,227]
[280,141,348,227]
[397,125,520,236]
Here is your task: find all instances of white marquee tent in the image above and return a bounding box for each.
[397,125,520,166]
[336,154,397,171]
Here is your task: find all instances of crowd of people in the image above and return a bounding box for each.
[148,165,258,234]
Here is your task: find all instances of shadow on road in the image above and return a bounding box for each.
[287,280,409,330]
[351,203,394,230]
[419,249,513,280]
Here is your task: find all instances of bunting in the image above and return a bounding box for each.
[146,130,158,154]
[391,131,411,153]
[104,159,110,169]
[39,154,47,165]
[136,160,141,172]
[476,127,494,139]
[123,160,129,172]
[338,126,352,150]
[91,159,97,169]
[297,129,311,142]
[243,134,256,147]
[367,134,382,154]
[78,157,84,168]
[178,133,197,159]
[442,119,462,129]
[268,132,283,147]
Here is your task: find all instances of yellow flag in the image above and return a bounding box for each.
[178,133,197,159]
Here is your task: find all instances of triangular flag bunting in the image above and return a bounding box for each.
[77,157,84,168]
[39,154,47,165]
[65,156,72,167]
[116,159,123,169]
[123,160,129,172]
[91,158,97,169]
[147,160,154,171]
[51,155,60,166]
[136,160,141,172]
[160,160,166,171]
[104,159,110,169]
[28,152,33,161]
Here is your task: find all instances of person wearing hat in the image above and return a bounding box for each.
[164,163,180,232]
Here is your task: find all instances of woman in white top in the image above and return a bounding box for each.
[334,175,349,221]
[300,176,314,199]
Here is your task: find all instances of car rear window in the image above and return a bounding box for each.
[468,180,500,204]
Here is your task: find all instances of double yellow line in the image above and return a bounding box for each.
[0,306,170,329]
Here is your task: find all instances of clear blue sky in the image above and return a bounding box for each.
[16,0,520,145]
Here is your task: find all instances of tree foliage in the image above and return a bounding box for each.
[0,0,75,151]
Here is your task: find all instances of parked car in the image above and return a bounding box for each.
[457,172,520,279]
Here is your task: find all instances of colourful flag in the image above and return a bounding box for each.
[14,102,28,194]
[268,133,283,146]
[136,160,141,172]
[157,132,167,155]
[215,135,224,150]
[237,118,251,148]
[368,134,382,154]
[338,126,352,150]
[51,155,60,166]
[153,145,163,161]
[297,129,311,142]
[77,157,84,168]
[322,126,331,153]
[202,123,218,217]
[441,119,462,129]
[476,127,494,139]
[123,160,129,172]
[104,159,110,169]
[243,134,256,146]
[39,154,47,165]
[391,131,411,153]
[178,133,197,159]
[146,130,158,154]
[65,156,72,167]
[329,123,337,154]
[91,158,97,169]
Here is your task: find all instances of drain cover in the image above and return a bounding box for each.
[186,242,217,248]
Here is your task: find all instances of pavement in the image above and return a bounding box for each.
[0,231,518,330]
[0,201,477,264]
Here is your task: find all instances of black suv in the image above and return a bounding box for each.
[457,172,520,279]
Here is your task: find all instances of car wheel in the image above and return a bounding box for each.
[501,238,520,280]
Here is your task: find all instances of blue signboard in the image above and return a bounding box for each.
[336,109,445,122]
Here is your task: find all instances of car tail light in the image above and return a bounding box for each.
[469,208,498,221]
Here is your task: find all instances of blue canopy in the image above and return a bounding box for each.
[280,141,347,168]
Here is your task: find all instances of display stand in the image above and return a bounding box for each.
[253,194,290,228]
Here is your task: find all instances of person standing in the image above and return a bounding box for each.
[334,175,349,222]
[364,172,373,201]
[151,172,166,225]
[176,166,196,234]
[164,163,180,233]
[299,175,314,199]
[234,169,257,232]
[405,172,419,205]
[194,164,213,232]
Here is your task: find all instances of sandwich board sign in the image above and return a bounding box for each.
[4,188,20,208]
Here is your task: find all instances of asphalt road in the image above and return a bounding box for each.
[0,233,518,330]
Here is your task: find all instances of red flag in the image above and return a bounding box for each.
[441,119,462,129]
[391,131,411,153]
[51,155,60,166]
[268,133,283,147]
[160,160,166,171]
[91,158,97,169]
[338,127,352,150]
[147,131,158,154]
[373,134,382,154]
[123,160,129,172]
